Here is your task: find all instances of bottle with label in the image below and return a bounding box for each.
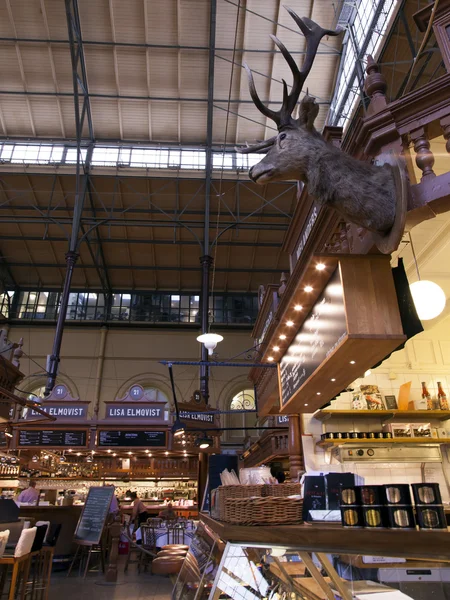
[437,382,449,410]
[422,382,434,410]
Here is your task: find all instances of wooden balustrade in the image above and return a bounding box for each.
[344,58,450,224]
[242,429,289,469]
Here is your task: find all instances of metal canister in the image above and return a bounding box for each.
[386,505,415,529]
[416,505,446,530]
[340,506,363,528]
[411,483,442,505]
[382,484,412,505]
[356,485,384,506]
[361,505,386,528]
[340,486,358,506]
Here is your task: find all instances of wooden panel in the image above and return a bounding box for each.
[340,256,403,337]
[279,335,404,414]
[200,515,450,560]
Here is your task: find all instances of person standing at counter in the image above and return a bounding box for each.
[17,480,39,505]
[130,491,148,525]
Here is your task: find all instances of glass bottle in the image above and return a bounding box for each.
[437,382,449,410]
[422,382,434,410]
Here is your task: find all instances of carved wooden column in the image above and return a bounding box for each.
[197,452,209,510]
[441,115,450,154]
[410,127,436,180]
[288,415,303,481]
[364,55,388,116]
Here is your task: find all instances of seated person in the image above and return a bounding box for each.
[158,502,176,520]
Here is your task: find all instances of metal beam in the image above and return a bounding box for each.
[5,262,285,274]
[0,205,292,220]
[0,35,339,54]
[0,217,288,230]
[199,0,217,405]
[0,89,322,105]
[0,235,283,248]
[45,0,94,397]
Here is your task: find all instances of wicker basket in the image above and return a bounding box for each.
[262,483,301,497]
[215,485,264,520]
[223,496,303,525]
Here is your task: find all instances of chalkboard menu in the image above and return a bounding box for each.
[18,429,87,447]
[74,486,115,545]
[279,268,347,407]
[98,430,166,447]
[0,431,6,446]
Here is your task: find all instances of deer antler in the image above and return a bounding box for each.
[244,6,341,129]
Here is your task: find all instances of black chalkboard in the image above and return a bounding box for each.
[279,268,347,407]
[18,429,87,447]
[98,430,166,447]
[74,486,115,545]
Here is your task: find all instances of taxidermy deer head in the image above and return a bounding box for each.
[238,7,396,234]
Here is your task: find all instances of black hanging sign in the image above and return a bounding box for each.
[18,429,88,447]
[98,430,167,448]
[74,486,115,545]
[279,268,347,407]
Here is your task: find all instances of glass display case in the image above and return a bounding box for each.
[173,516,450,600]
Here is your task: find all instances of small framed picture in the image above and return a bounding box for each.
[392,423,412,438]
[384,395,398,410]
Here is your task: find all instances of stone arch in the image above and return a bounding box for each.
[17,372,79,400]
[215,374,257,443]
[115,372,176,410]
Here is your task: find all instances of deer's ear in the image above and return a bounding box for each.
[297,95,319,130]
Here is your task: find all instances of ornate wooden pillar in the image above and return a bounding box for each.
[197,452,209,510]
[410,127,436,180]
[441,115,450,154]
[288,415,303,481]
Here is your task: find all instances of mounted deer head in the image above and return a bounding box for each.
[238,7,397,235]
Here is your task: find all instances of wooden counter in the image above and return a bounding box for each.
[200,514,450,561]
[20,505,82,560]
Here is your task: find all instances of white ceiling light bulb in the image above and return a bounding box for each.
[197,333,224,355]
[410,280,446,321]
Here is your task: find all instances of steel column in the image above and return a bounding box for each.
[45,0,94,396]
[199,0,217,405]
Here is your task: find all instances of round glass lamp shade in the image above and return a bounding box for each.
[196,333,224,355]
[410,280,446,321]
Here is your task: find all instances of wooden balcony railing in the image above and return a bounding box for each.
[344,62,450,229]
[241,429,289,469]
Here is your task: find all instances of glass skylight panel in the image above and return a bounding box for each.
[11,145,39,163]
[0,144,13,160]
[168,149,181,167]
[65,148,88,164]
[92,147,119,166]
[330,0,399,129]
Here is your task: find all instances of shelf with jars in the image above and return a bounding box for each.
[314,409,450,422]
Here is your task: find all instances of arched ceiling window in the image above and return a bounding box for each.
[230,389,255,411]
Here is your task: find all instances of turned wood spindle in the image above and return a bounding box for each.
[441,116,450,154]
[411,128,436,180]
[364,55,388,115]
[288,415,303,480]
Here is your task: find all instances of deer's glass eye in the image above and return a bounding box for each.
[279,133,287,141]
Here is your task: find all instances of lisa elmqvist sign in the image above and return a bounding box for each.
[24,402,88,420]
[104,402,168,421]
[279,268,347,407]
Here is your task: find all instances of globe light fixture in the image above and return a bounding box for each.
[197,333,224,355]
[410,280,446,321]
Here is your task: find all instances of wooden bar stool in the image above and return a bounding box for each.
[0,527,37,600]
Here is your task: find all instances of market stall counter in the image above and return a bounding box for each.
[172,514,450,600]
